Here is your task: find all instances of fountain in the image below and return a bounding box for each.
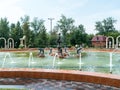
[48,33,69,60]
[49,48,52,55]
[79,53,82,71]
[109,52,113,73]
[76,46,83,70]
[52,33,68,58]
[0,36,120,88]
[56,33,64,58]
[76,46,82,57]
[38,48,45,57]
[0,49,120,88]
[28,52,36,67]
[1,47,120,75]
[86,65,95,72]
[109,48,120,74]
[2,52,15,68]
[52,53,58,69]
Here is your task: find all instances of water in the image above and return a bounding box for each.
[2,52,15,68]
[0,85,25,89]
[52,53,58,69]
[78,53,83,70]
[28,52,36,67]
[109,52,113,73]
[0,51,120,75]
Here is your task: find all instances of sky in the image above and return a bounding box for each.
[0,0,120,34]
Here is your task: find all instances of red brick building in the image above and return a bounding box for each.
[91,35,106,47]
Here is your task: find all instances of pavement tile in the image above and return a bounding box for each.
[0,78,119,90]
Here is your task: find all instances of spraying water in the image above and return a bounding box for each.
[109,52,113,73]
[28,52,35,68]
[109,48,119,73]
[79,53,82,70]
[2,52,15,68]
[86,65,95,72]
[52,53,58,69]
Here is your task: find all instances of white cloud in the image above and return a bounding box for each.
[54,0,88,14]
[74,9,120,34]
[0,0,25,23]
[0,0,19,7]
[0,0,120,35]
[57,0,88,8]
[41,0,89,32]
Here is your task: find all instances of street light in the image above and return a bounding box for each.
[48,18,54,32]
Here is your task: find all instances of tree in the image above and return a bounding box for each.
[31,18,47,48]
[36,25,47,48]
[0,18,9,48]
[21,15,31,47]
[40,26,47,47]
[28,30,34,47]
[70,24,87,46]
[0,18,9,38]
[95,17,117,35]
[10,21,23,48]
[86,34,94,47]
[57,15,75,45]
[48,26,58,47]
[31,17,44,35]
[95,17,120,45]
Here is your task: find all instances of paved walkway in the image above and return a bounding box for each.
[0,78,119,90]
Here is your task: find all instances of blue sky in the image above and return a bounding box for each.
[0,0,120,34]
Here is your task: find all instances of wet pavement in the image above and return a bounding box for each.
[0,78,119,90]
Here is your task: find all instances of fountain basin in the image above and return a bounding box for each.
[0,68,120,88]
[0,51,120,74]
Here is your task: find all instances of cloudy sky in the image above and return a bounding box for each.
[0,0,120,34]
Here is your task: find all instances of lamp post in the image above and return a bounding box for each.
[48,18,54,33]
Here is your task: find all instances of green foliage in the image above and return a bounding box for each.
[70,24,88,46]
[0,15,119,48]
[95,17,117,35]
[95,17,120,43]
[10,21,23,48]
[31,18,48,48]
[57,15,75,45]
[67,44,72,48]
[31,17,44,34]
[48,26,58,47]
[0,18,9,47]
[86,34,94,47]
[0,18,9,38]
[19,44,24,49]
[21,15,31,47]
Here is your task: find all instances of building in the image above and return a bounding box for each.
[91,35,106,48]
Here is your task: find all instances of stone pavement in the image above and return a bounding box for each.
[0,78,119,90]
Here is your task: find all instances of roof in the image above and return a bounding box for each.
[91,35,106,41]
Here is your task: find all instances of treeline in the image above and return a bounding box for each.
[0,15,119,48]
